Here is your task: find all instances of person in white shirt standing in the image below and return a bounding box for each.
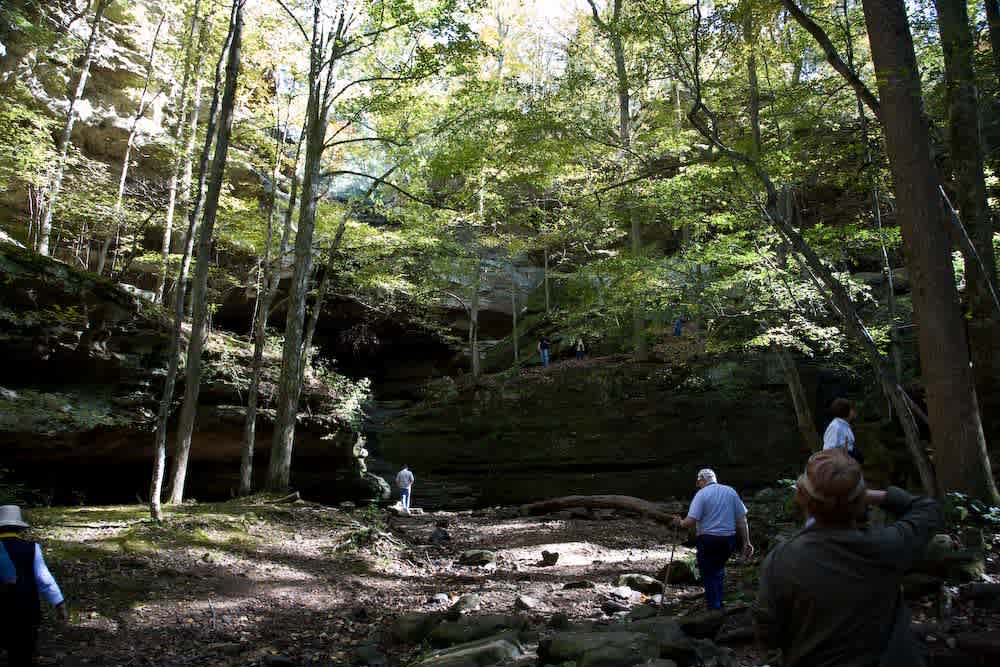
[673,469,753,610]
[822,398,862,463]
[395,465,415,514]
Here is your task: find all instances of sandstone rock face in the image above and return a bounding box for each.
[0,243,377,504]
[368,356,805,508]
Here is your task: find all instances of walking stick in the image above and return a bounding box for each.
[659,522,680,615]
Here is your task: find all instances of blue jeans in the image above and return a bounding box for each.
[400,487,411,511]
[540,349,550,366]
[696,534,737,609]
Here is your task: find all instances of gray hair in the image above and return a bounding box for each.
[697,468,717,483]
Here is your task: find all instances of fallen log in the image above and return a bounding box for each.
[521,495,678,525]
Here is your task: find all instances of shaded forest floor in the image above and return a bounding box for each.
[23,495,1000,666]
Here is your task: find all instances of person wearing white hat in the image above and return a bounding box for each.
[0,505,67,666]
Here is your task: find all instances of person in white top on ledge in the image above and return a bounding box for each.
[822,398,862,463]
[395,465,415,514]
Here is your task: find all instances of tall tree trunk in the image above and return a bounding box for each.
[774,346,820,451]
[588,0,646,361]
[157,0,205,304]
[744,12,761,161]
[98,12,165,276]
[986,0,1000,86]
[511,263,519,366]
[934,0,1000,435]
[543,248,550,314]
[301,219,347,365]
[861,0,997,502]
[38,0,111,257]
[150,9,233,521]
[167,0,244,505]
[470,261,481,378]
[268,3,332,491]
[239,102,288,496]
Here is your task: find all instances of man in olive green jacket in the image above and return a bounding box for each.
[753,449,942,667]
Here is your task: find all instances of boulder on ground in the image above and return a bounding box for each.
[415,631,524,667]
[514,595,541,612]
[617,574,663,595]
[459,550,497,566]
[689,638,737,667]
[679,609,726,639]
[564,580,596,590]
[626,605,660,622]
[430,527,452,543]
[538,631,659,666]
[429,614,528,647]
[657,560,696,586]
[449,593,482,615]
[601,599,630,616]
[391,612,443,644]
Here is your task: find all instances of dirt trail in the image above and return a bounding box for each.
[24,498,1000,666]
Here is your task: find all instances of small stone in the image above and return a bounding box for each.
[339,501,356,510]
[448,593,482,615]
[458,549,496,566]
[430,527,452,544]
[351,643,387,667]
[0,388,18,401]
[392,612,443,644]
[429,593,451,606]
[514,595,541,611]
[609,586,639,601]
[263,657,297,667]
[548,612,570,629]
[564,580,596,590]
[541,550,560,566]
[601,599,630,615]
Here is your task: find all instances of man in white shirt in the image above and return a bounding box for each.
[674,469,753,609]
[822,398,861,463]
[395,465,414,513]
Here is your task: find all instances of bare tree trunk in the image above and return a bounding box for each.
[167,0,244,505]
[861,0,997,502]
[268,1,333,491]
[470,262,481,378]
[588,0,646,361]
[150,9,233,521]
[300,222,346,369]
[934,0,1000,434]
[239,99,288,496]
[774,346,820,451]
[157,0,205,304]
[511,262,520,366]
[986,0,1000,87]
[543,248,550,314]
[38,0,111,257]
[98,12,165,276]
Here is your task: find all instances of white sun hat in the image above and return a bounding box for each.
[0,505,29,529]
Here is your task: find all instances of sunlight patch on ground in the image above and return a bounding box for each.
[500,541,688,567]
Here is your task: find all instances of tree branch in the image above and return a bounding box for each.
[780,0,881,120]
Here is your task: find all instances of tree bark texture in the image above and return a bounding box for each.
[98,12,165,276]
[38,0,110,257]
[861,0,997,502]
[168,1,245,505]
[157,0,206,304]
[268,1,332,491]
[934,0,1000,434]
[986,0,1000,88]
[149,3,233,521]
[775,347,820,452]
